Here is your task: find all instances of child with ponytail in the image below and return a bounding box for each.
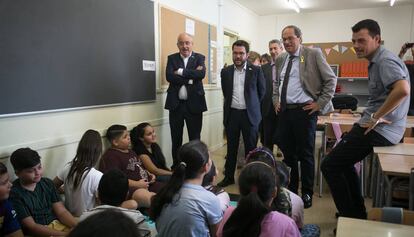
[150,140,222,237]
[217,161,300,237]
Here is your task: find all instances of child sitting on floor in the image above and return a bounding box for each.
[53,129,104,217]
[217,161,300,237]
[9,148,77,236]
[99,124,164,208]
[0,162,23,237]
[202,160,230,212]
[130,123,172,182]
[80,169,150,234]
[150,140,223,237]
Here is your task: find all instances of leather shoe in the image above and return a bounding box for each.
[217,177,235,187]
[302,194,313,209]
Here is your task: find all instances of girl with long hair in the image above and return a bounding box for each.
[217,162,300,237]
[130,123,171,181]
[150,140,222,237]
[53,130,104,216]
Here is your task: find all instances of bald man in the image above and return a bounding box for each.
[164,33,207,168]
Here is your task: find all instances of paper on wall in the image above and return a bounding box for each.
[185,18,195,36]
[142,60,155,71]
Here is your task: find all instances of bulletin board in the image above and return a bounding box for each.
[159,6,217,85]
[302,42,366,65]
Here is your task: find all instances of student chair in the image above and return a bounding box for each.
[368,207,414,226]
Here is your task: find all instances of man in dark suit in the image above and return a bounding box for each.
[218,40,266,187]
[164,33,207,168]
[273,25,336,208]
[260,39,284,149]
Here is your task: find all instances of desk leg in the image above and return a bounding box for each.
[374,162,383,207]
[366,153,373,198]
[372,154,379,207]
[318,125,327,198]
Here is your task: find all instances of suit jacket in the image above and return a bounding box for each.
[164,52,207,113]
[221,62,266,128]
[272,46,337,115]
[261,63,274,117]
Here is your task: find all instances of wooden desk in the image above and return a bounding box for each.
[336,217,414,237]
[317,115,360,126]
[378,154,414,176]
[374,143,414,156]
[376,154,414,209]
[318,115,414,128]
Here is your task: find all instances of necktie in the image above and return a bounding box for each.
[280,55,295,112]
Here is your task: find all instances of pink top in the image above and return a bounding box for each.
[217,206,300,237]
[287,190,304,228]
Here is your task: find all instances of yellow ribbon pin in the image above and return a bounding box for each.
[300,55,305,63]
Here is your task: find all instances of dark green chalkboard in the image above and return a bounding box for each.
[0,0,155,116]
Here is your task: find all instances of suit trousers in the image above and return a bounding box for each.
[277,107,317,196]
[260,109,278,151]
[225,108,258,180]
[169,101,202,167]
[321,124,393,219]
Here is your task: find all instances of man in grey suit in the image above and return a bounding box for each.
[273,25,336,208]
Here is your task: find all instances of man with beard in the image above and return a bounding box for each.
[218,40,265,187]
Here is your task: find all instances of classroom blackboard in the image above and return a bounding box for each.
[0,0,156,116]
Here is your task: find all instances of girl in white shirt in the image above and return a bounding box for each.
[53,130,103,217]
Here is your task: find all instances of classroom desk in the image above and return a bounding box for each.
[318,115,414,128]
[317,114,360,126]
[373,143,414,156]
[372,144,414,207]
[376,154,414,210]
[336,217,414,237]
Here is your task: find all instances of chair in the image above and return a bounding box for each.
[368,207,414,226]
[317,122,355,197]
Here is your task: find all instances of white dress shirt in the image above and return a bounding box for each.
[177,53,193,100]
[231,63,247,109]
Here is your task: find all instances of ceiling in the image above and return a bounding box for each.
[232,0,414,15]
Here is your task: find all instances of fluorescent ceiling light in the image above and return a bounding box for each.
[390,0,396,6]
[287,0,300,13]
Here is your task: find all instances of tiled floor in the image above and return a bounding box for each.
[210,135,373,237]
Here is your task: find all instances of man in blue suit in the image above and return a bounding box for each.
[164,33,207,168]
[218,40,266,187]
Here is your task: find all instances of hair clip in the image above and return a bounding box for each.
[180,161,187,168]
[246,147,276,168]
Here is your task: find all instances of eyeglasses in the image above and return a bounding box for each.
[177,41,192,46]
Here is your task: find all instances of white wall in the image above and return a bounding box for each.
[256,5,414,57]
[221,0,260,49]
[256,15,279,54]
[0,0,260,178]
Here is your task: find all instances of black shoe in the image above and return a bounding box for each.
[217,177,235,187]
[302,194,313,209]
